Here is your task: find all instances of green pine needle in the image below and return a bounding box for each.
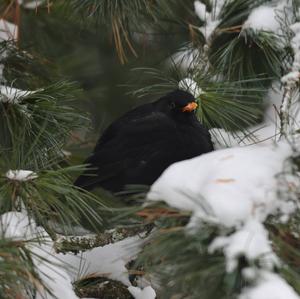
[0,165,105,234]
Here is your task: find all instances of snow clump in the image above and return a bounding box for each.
[6,169,38,181]
[128,286,156,299]
[147,140,299,299]
[0,85,36,104]
[148,141,294,227]
[178,78,204,98]
[0,212,79,299]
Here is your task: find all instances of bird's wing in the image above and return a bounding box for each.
[94,103,154,150]
[74,110,177,191]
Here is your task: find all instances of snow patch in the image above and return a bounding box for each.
[147,131,298,297]
[239,271,300,299]
[280,18,300,135]
[243,6,281,32]
[148,141,294,228]
[209,220,279,272]
[22,0,46,9]
[194,1,209,21]
[0,212,79,299]
[170,47,200,70]
[281,71,300,84]
[128,286,156,299]
[6,170,38,181]
[0,19,18,41]
[194,0,225,41]
[0,85,36,103]
[209,128,240,149]
[0,211,38,239]
[58,236,143,286]
[178,78,203,98]
[243,1,293,34]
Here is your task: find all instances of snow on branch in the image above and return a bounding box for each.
[242,5,282,33]
[209,220,279,272]
[147,140,299,298]
[148,141,295,227]
[0,212,79,299]
[6,169,38,181]
[194,0,225,42]
[19,0,46,10]
[0,19,18,42]
[128,286,156,299]
[54,224,152,254]
[280,20,300,136]
[178,78,204,98]
[239,270,300,299]
[0,85,36,104]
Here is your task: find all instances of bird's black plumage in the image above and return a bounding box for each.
[74,89,214,192]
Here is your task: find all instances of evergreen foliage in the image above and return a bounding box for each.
[0,35,107,296]
[1,0,300,298]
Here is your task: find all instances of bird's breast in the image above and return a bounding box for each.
[173,123,212,157]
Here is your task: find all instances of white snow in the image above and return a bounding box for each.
[178,78,203,98]
[147,138,298,296]
[243,6,281,32]
[0,212,79,299]
[194,0,225,41]
[200,20,220,41]
[22,0,46,9]
[281,71,300,84]
[290,22,300,72]
[242,1,293,34]
[0,19,18,42]
[170,47,200,71]
[6,170,38,181]
[33,242,79,299]
[239,271,300,299]
[209,220,279,272]
[194,1,209,21]
[209,128,240,148]
[211,82,285,149]
[0,85,36,103]
[0,212,150,298]
[148,141,293,228]
[0,211,39,239]
[280,19,300,135]
[58,236,143,286]
[128,286,156,299]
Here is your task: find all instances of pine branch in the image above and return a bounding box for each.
[0,81,88,168]
[0,237,47,299]
[128,66,265,133]
[0,165,107,234]
[61,0,153,63]
[208,28,285,86]
[279,19,300,137]
[61,0,195,63]
[54,224,153,254]
[1,41,53,87]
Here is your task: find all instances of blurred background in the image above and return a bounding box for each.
[2,0,276,163]
[14,1,197,161]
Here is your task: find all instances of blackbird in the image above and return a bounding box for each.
[74,89,214,192]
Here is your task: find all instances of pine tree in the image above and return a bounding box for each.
[1,0,300,299]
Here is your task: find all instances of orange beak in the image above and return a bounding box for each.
[182,102,198,112]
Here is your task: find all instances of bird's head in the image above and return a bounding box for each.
[156,89,198,119]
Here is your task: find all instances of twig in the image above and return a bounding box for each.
[280,22,300,137]
[54,224,153,254]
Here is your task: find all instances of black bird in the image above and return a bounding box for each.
[74,89,214,192]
